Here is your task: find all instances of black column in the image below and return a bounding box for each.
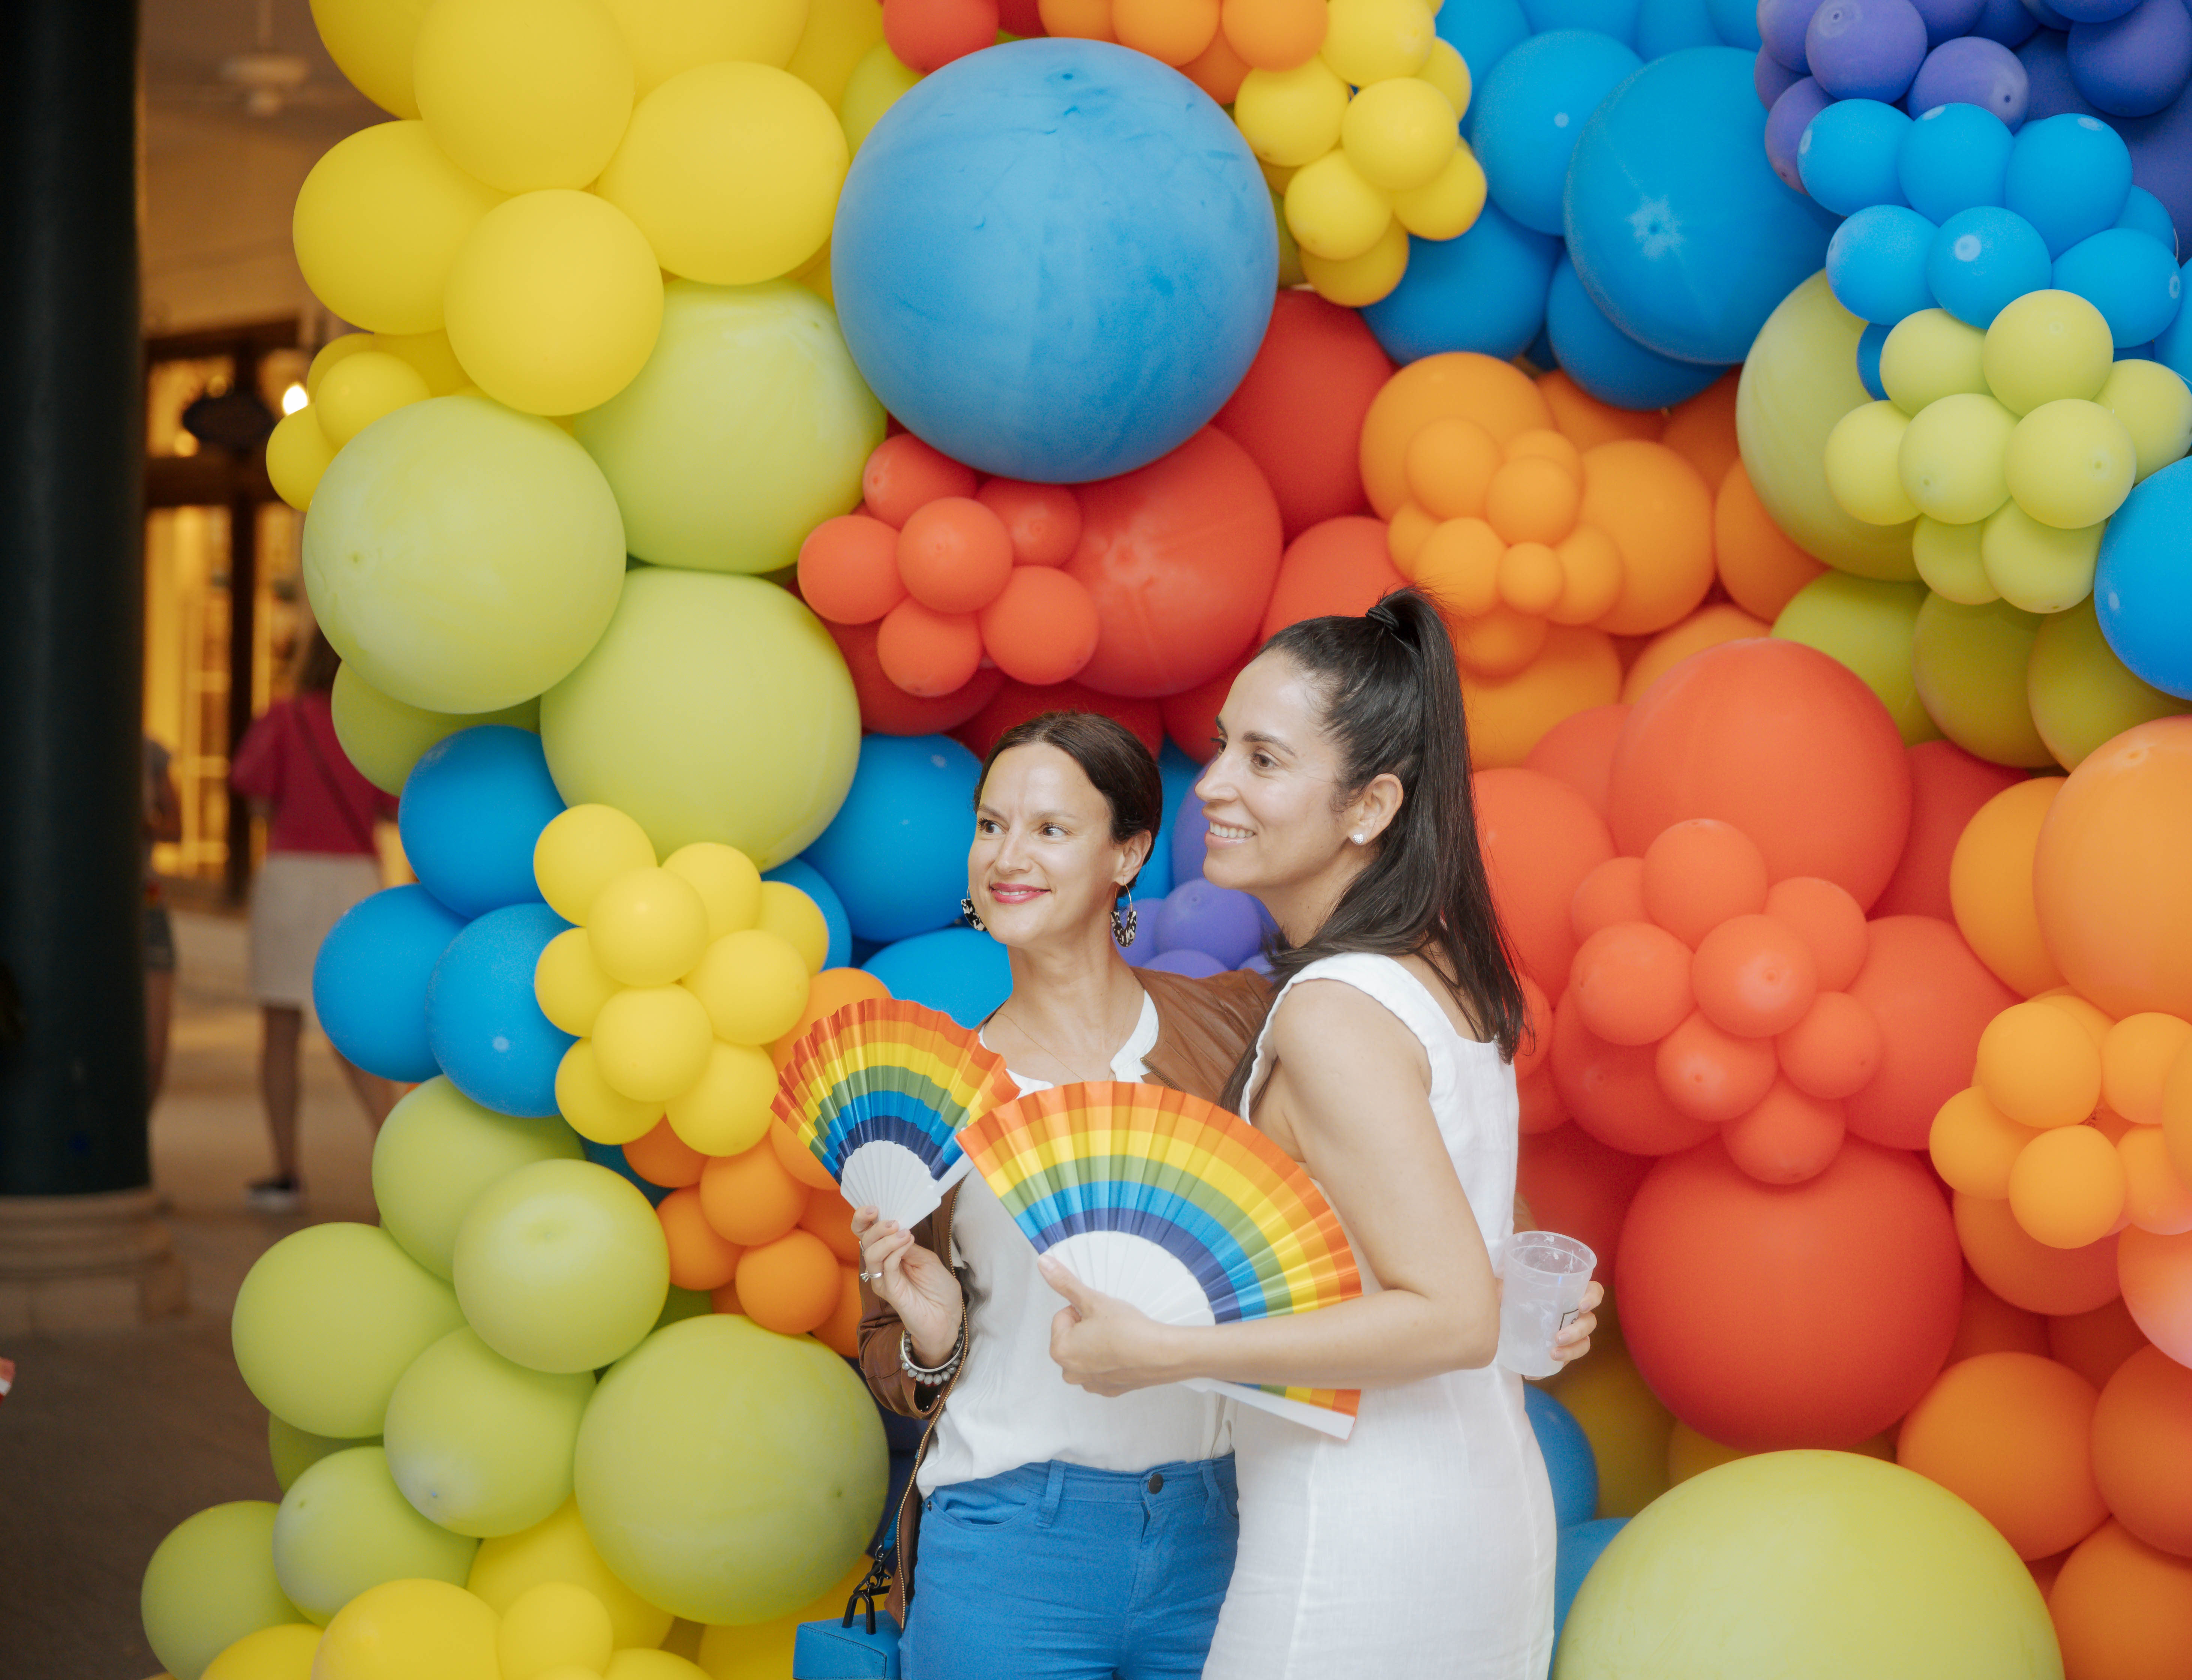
[0,0,151,1195]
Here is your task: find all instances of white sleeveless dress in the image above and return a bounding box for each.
[1201,952,1557,1680]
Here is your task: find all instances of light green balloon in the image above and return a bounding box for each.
[574,280,884,575]
[373,1076,584,1280]
[2027,597,2192,770]
[232,1223,466,1440]
[1554,1451,2059,1680]
[303,394,627,714]
[573,1316,887,1627]
[1736,273,1920,583]
[539,568,859,866]
[272,1446,480,1625]
[453,1159,669,1375]
[1909,592,2055,769]
[269,1414,379,1494]
[330,663,541,797]
[383,1328,594,1538]
[141,1501,306,1680]
[1773,573,1941,747]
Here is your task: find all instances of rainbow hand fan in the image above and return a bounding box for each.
[774,999,1021,1228]
[958,1082,1364,1440]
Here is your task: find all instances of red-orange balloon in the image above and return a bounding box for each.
[1720,1078,1845,1184]
[768,1112,840,1192]
[1606,638,1913,908]
[1523,701,1629,819]
[1158,653,1250,765]
[1617,1137,1963,1449]
[882,0,999,69]
[1569,920,1695,1046]
[1763,876,1869,992]
[976,478,1084,567]
[876,597,983,697]
[1518,1060,1566,1132]
[862,432,977,526]
[2093,1346,2192,1558]
[1843,915,2019,1150]
[1713,456,1826,622]
[1690,914,1819,1039]
[977,567,1102,687]
[1955,1190,2122,1316]
[797,513,905,625]
[1656,1009,1778,1122]
[1550,993,1718,1155]
[1871,740,2027,921]
[1258,516,1406,640]
[954,678,1165,762]
[1182,23,1252,102]
[735,1228,840,1336]
[812,1265,862,1358]
[1778,990,1884,1101]
[2048,1520,2192,1680]
[658,1185,742,1292]
[1895,1351,2108,1559]
[1516,1116,1654,1295]
[1065,428,1283,698]
[699,1138,807,1247]
[798,1186,861,1266]
[824,618,1003,735]
[2122,1126,2192,1236]
[2048,1294,2150,1390]
[2119,1226,2192,1368]
[897,496,1015,615]
[1640,818,1770,947]
[623,1116,705,1188]
[1571,855,1648,945]
[1474,766,1615,997]
[1948,1263,2050,1363]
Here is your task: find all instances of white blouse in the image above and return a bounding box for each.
[916,991,1234,1494]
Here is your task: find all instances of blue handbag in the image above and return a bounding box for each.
[793,1510,903,1678]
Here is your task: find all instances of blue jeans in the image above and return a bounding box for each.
[903,1456,1239,1680]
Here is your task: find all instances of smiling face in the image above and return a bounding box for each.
[968,742,1150,951]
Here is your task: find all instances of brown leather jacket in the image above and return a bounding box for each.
[854,967,1273,1622]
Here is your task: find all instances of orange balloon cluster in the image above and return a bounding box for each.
[1033,0,1328,100]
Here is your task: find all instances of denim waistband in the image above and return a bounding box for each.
[949,1454,1235,1508]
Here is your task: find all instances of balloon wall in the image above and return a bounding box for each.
[140,0,2192,1675]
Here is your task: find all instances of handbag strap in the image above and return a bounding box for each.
[289,700,378,855]
[842,1506,899,1635]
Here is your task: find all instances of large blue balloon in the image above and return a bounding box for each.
[1565,47,1837,364]
[1524,1384,1601,1530]
[1639,0,1727,57]
[1524,0,1643,46]
[863,928,1012,1029]
[831,40,1275,484]
[312,885,468,1082]
[1546,256,1732,406]
[424,902,573,1118]
[764,858,853,970]
[1477,31,1645,237]
[2096,456,2192,698]
[1439,0,1533,137]
[396,725,565,920]
[1360,206,1564,364]
[804,734,982,944]
[1553,1517,1629,1645]
[2005,110,2135,254]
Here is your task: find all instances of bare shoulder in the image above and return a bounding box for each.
[1270,977,1428,1069]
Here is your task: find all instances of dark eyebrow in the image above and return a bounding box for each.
[1240,731,1292,751]
[974,804,1078,823]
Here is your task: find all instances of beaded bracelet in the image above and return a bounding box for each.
[901,1316,968,1386]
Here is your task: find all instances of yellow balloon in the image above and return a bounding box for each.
[756,879,827,973]
[414,0,635,193]
[837,41,920,153]
[601,0,809,94]
[292,121,506,333]
[444,190,664,416]
[1300,214,1411,307]
[664,1040,778,1155]
[1273,188,1307,288]
[1234,61,1351,168]
[1982,288,2114,415]
[694,1559,867,1680]
[534,806,658,926]
[202,1622,320,1680]
[270,1416,379,1493]
[787,0,884,107]
[2027,596,2192,770]
[2003,398,2136,529]
[682,928,811,1044]
[498,1582,614,1680]
[1910,592,2053,767]
[1321,0,1436,84]
[591,985,716,1102]
[375,328,472,394]
[314,350,431,450]
[606,1652,709,1679]
[1823,399,1918,525]
[2096,356,2192,481]
[308,332,381,396]
[597,63,847,285]
[1390,141,1487,241]
[1417,38,1471,122]
[1896,390,2014,524]
[331,664,539,798]
[1879,307,1987,415]
[1285,149,1395,262]
[1666,1419,1751,1486]
[1979,499,2101,614]
[1910,514,1997,605]
[663,843,763,939]
[1539,1313,1673,1520]
[141,1502,306,1680]
[314,1579,499,1680]
[588,868,711,987]
[267,408,334,512]
[1770,572,1939,746]
[535,928,621,1036]
[308,0,432,116]
[1339,75,1458,194]
[554,1041,662,1144]
[470,1498,675,1651]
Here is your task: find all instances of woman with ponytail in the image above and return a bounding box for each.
[1039,590,1597,1678]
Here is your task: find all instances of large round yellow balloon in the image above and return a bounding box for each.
[1340,75,1457,194]
[372,1076,582,1279]
[1910,592,2054,768]
[499,1581,615,1680]
[2003,398,2136,530]
[141,1502,305,1680]
[1390,141,1488,242]
[603,0,809,93]
[1235,60,1352,167]
[591,984,715,1102]
[314,1578,501,1680]
[1285,150,1397,262]
[2029,597,2192,771]
[1982,288,2114,416]
[292,121,505,333]
[787,0,884,107]
[574,280,882,573]
[598,63,846,284]
[202,1622,321,1680]
[1736,272,1918,581]
[308,0,432,116]
[538,569,860,866]
[1979,499,2100,615]
[682,928,811,1044]
[553,1040,661,1145]
[414,0,634,192]
[534,806,658,925]
[755,878,827,972]
[330,664,540,797]
[471,1498,673,1648]
[1772,572,1939,746]
[272,1446,480,1624]
[443,190,664,416]
[1897,391,2014,525]
[302,394,627,714]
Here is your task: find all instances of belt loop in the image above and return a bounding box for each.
[1037,1460,1066,1528]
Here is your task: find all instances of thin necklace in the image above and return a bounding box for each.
[997,995,1135,1084]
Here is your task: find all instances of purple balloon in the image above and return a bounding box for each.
[1760,0,1828,67]
[1141,948,1228,979]
[1168,785,1207,886]
[1153,878,1266,969]
[1909,35,2032,123]
[2021,24,2107,113]
[1911,0,1986,41]
[2119,73,2192,249]
[1973,0,2042,43]
[2069,0,2192,114]
[2022,0,2078,28]
[1767,75,1835,185]
[1807,0,1931,98]
[1757,45,1806,103]
[2050,0,2139,22]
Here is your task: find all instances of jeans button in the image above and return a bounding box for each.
[1146,1472,1164,1494]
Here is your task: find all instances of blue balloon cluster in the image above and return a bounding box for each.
[802,734,982,946]
[2096,455,2192,698]
[1520,1384,1628,1653]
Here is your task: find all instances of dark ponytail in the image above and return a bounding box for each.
[1238,588,1527,1080]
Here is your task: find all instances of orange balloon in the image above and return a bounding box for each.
[1639,818,1769,948]
[1360,352,1552,519]
[1619,604,1771,705]
[1949,777,2067,998]
[797,1186,860,1266]
[1219,0,1329,69]
[735,1229,840,1336]
[2034,716,2192,1022]
[1946,1264,2050,1363]
[1451,601,1549,678]
[1763,876,1870,992]
[1516,1118,1653,1295]
[823,617,1003,736]
[1569,921,1695,1046]
[1976,998,2104,1128]
[1458,624,1622,768]
[955,677,1164,762]
[1537,369,1664,448]
[1405,418,1504,523]
[1113,0,1219,62]
[1660,371,1741,491]
[709,1273,742,1316]
[1714,458,1826,622]
[2048,1521,2192,1680]
[1038,0,1118,39]
[1524,701,1627,818]
[771,966,891,1070]
[1874,740,2027,921]
[1691,914,1819,1039]
[1931,1085,2042,1199]
[1844,915,2019,1151]
[699,1138,807,1247]
[1182,24,1252,100]
[624,1117,706,1188]
[1895,1351,2107,1559]
[1159,651,1251,764]
[1571,855,1648,945]
[1410,515,1502,614]
[1578,442,1716,638]
[862,433,977,528]
[1472,766,1615,996]
[1550,525,1625,626]
[1519,975,1553,1073]
[797,513,905,625]
[977,567,1102,687]
[1518,1061,1567,1133]
[1549,993,1717,1156]
[1955,1190,2122,1315]
[1655,1010,1779,1122]
[875,598,984,698]
[1778,990,1884,1101]
[2120,1226,2192,1367]
[1387,501,1436,571]
[2092,1346,2192,1558]
[1497,541,1565,617]
[1617,1137,1962,1449]
[1484,454,1579,547]
[658,1185,742,1292]
[2122,1126,2192,1236]
[897,497,1014,615]
[1720,1079,1845,1184]
[2106,1014,2192,1128]
[768,1114,840,1192]
[2050,1295,2152,1390]
[975,478,1083,567]
[1607,639,1913,909]
[2009,1124,2127,1249]
[1259,516,1406,640]
[811,1266,862,1358]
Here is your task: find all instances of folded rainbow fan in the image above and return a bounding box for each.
[774,998,1021,1227]
[959,1082,1364,1439]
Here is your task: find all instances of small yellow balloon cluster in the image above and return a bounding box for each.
[1232,0,1482,306]
[1824,294,2192,615]
[265,330,470,512]
[532,804,823,1155]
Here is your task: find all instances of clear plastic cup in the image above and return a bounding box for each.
[1496,1231,1597,1380]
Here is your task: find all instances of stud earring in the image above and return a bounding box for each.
[1351,833,1366,845]
[960,896,987,933]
